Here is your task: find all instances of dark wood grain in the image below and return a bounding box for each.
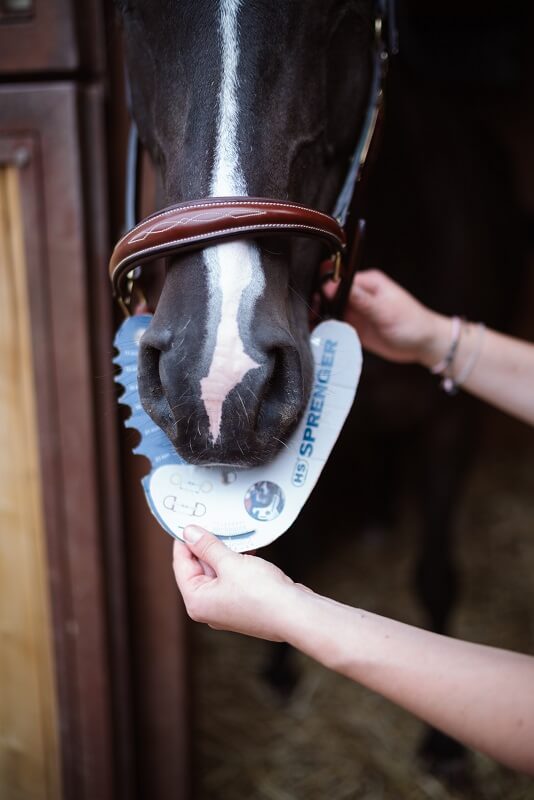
[106,15,193,795]
[0,83,115,800]
[0,0,105,75]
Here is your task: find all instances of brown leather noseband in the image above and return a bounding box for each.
[110,1,396,318]
[109,197,347,307]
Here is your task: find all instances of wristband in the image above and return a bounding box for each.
[443,322,486,395]
[430,316,462,376]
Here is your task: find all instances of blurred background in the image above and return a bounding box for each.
[0,1,533,799]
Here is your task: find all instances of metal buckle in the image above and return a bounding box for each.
[331,251,342,283]
[374,15,383,45]
[118,266,146,318]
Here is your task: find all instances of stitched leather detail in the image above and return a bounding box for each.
[114,197,339,249]
[109,196,347,300]
[128,209,268,244]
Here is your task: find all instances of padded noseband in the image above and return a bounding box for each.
[109,196,347,303]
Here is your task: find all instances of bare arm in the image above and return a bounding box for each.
[420,315,534,425]
[340,270,534,425]
[284,584,534,774]
[173,528,534,775]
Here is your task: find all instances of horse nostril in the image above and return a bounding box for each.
[139,342,162,396]
[137,321,308,466]
[258,346,304,433]
[140,324,173,354]
[138,340,175,433]
[268,348,288,397]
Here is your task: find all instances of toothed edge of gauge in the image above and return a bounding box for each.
[113,315,184,467]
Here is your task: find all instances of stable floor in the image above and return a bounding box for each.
[193,410,534,800]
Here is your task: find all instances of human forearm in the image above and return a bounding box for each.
[345,271,534,424]
[282,585,534,774]
[419,313,534,425]
[174,527,534,773]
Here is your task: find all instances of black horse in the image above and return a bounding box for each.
[114,0,527,779]
[117,0,376,465]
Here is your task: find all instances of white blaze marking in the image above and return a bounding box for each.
[200,0,264,441]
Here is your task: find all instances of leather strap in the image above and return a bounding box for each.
[113,0,397,316]
[109,196,347,302]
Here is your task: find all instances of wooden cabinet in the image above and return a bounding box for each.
[0,5,192,795]
[0,0,104,75]
[0,145,61,800]
[0,82,118,800]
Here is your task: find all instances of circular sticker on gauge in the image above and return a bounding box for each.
[244,481,285,522]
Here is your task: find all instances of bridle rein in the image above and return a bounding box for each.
[109,1,397,320]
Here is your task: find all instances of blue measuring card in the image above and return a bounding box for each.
[114,315,362,552]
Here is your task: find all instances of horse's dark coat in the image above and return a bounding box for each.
[116,0,528,776]
[118,0,374,465]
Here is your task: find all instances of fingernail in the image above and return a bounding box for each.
[183,525,204,543]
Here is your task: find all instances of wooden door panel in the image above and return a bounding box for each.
[0,0,104,76]
[106,19,193,795]
[0,163,61,800]
[1,42,192,798]
[0,84,115,800]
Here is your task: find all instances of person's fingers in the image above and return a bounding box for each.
[353,269,387,294]
[294,582,315,595]
[183,526,237,572]
[320,268,381,300]
[320,278,338,300]
[348,282,376,316]
[173,538,205,590]
[199,559,217,578]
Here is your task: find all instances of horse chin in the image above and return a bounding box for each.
[163,393,306,468]
[175,446,274,469]
[158,420,298,468]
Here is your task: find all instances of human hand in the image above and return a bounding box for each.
[327,270,448,367]
[172,526,299,642]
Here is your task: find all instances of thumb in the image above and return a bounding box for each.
[183,525,236,572]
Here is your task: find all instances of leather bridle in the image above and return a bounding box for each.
[109,0,397,319]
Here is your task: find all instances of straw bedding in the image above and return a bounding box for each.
[192,416,534,800]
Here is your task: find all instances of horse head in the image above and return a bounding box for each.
[116,0,376,466]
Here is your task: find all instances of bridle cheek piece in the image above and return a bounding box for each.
[109,0,395,320]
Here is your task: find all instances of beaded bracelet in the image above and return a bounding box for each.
[430,318,486,395]
[430,316,462,390]
[443,322,486,395]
